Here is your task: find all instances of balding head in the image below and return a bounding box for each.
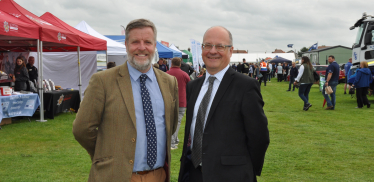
[203,26,233,45]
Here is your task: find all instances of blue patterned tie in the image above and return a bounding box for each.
[139,74,157,169]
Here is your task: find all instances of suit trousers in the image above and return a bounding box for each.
[188,164,203,182]
[131,168,166,182]
[356,87,370,108]
[277,74,283,82]
[171,107,186,147]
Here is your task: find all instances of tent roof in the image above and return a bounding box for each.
[0,10,40,51]
[156,41,173,58]
[169,44,187,56]
[269,57,292,64]
[0,10,39,40]
[74,21,126,55]
[0,0,79,50]
[40,12,107,51]
[105,35,125,44]
[156,42,181,58]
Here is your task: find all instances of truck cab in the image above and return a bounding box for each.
[351,13,374,64]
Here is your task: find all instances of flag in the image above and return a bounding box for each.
[287,44,293,48]
[308,43,318,51]
[121,26,125,35]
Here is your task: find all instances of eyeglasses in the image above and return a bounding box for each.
[202,43,232,52]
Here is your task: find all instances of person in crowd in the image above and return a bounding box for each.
[287,62,298,91]
[9,56,29,91]
[26,56,38,90]
[167,57,190,150]
[231,63,237,71]
[294,56,314,111]
[73,19,178,182]
[237,62,242,73]
[158,58,167,72]
[242,58,249,75]
[370,69,374,96]
[198,68,206,78]
[249,63,253,77]
[178,25,269,182]
[180,59,194,76]
[163,59,169,71]
[272,63,276,77]
[267,63,272,82]
[322,55,340,110]
[259,59,268,86]
[106,62,116,69]
[277,63,283,82]
[352,61,372,108]
[344,58,353,94]
[283,63,289,82]
[253,64,259,80]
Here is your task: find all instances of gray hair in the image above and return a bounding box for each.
[125,19,157,41]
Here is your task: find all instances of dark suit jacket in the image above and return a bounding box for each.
[178,67,270,182]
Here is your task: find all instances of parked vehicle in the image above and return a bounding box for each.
[314,65,346,83]
[350,12,374,64]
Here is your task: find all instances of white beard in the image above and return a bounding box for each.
[127,53,155,71]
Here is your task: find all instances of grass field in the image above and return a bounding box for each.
[1,78,374,181]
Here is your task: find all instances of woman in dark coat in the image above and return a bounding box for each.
[9,56,29,91]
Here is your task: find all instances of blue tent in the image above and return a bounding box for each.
[156,41,182,58]
[269,57,292,64]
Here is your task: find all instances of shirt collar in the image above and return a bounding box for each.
[205,64,230,83]
[127,61,155,82]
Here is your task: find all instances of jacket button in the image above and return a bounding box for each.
[129,160,133,164]
[132,138,136,142]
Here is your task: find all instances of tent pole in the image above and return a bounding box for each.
[77,47,82,102]
[37,40,47,122]
[106,50,108,64]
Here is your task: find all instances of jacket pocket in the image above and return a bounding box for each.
[92,156,114,181]
[221,156,247,166]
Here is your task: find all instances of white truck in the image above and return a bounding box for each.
[350,12,374,64]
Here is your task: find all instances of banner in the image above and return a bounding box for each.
[196,41,204,67]
[190,39,199,72]
[161,41,169,47]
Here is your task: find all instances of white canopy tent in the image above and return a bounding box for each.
[230,53,296,63]
[29,51,97,95]
[74,21,128,65]
[169,44,188,57]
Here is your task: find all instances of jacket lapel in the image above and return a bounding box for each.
[205,68,235,127]
[117,62,137,128]
[185,76,205,133]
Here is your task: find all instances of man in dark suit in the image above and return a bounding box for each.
[178,26,270,182]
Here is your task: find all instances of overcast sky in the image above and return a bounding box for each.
[15,0,370,53]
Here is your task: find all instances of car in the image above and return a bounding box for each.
[314,65,345,83]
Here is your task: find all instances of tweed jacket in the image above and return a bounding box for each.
[73,62,179,182]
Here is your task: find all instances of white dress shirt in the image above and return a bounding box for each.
[190,64,230,149]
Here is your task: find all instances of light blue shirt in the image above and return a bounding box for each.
[127,62,166,172]
[190,65,230,149]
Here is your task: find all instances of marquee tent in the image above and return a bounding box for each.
[269,57,292,64]
[156,41,173,58]
[0,0,85,122]
[169,44,187,59]
[182,50,193,63]
[0,10,39,51]
[74,21,127,66]
[40,12,107,51]
[0,0,79,51]
[40,12,108,101]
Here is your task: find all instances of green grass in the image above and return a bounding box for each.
[1,78,374,181]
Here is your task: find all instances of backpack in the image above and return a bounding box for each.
[313,71,319,82]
